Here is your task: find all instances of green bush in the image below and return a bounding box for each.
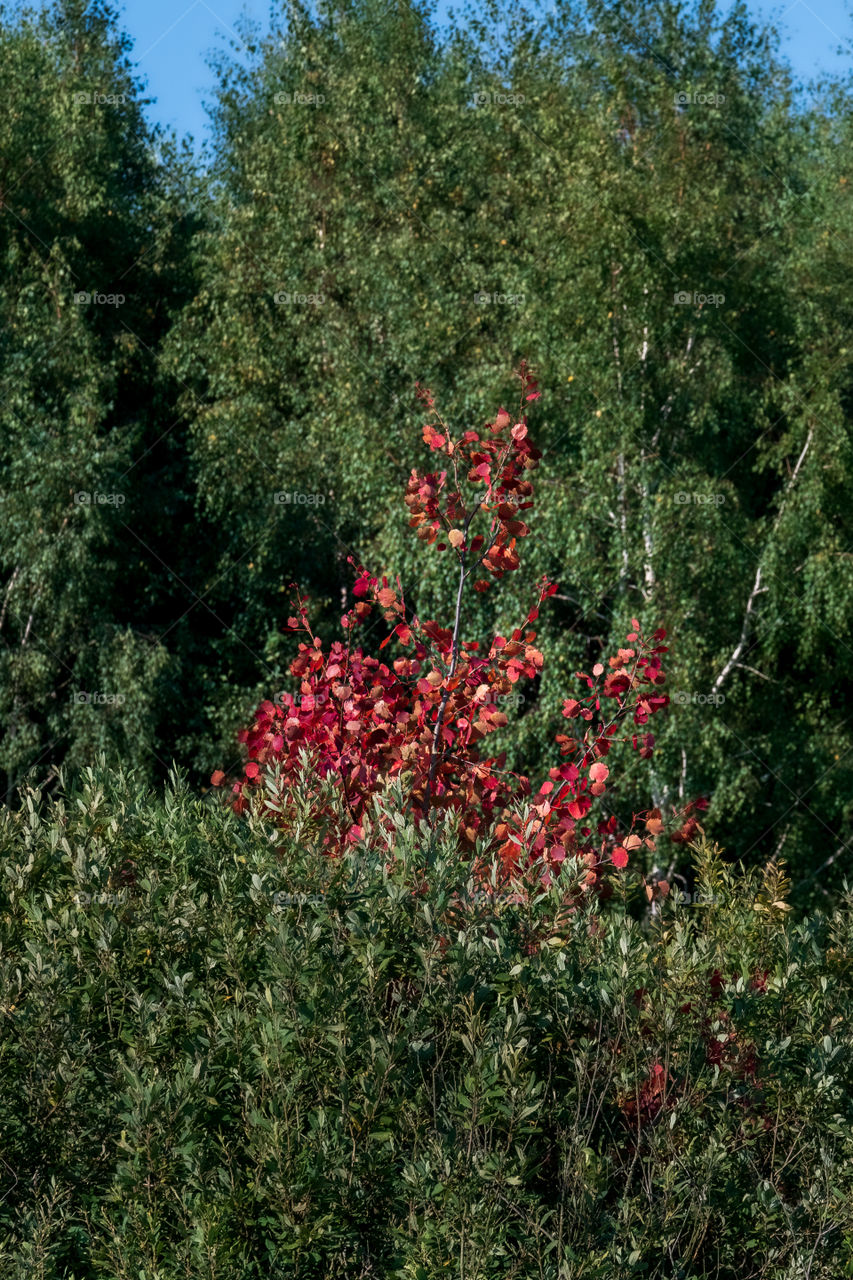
[1,763,852,1279]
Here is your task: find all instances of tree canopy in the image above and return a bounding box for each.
[1,0,851,902]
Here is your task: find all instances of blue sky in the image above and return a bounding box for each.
[11,0,853,147]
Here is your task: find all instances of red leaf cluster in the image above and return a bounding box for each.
[405,365,540,585]
[213,366,702,903]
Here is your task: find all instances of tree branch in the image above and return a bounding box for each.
[712,426,813,694]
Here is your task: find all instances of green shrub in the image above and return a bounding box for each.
[0,763,851,1279]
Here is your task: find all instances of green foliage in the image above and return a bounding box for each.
[0,0,202,800]
[1,0,852,898]
[1,763,852,1278]
[164,0,853,893]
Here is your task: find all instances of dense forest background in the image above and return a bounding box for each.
[1,0,851,904]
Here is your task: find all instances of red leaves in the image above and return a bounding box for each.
[589,761,609,796]
[414,382,435,409]
[405,376,542,585]
[603,671,631,698]
[212,367,705,909]
[423,424,447,451]
[621,1062,670,1127]
[645,811,665,837]
[517,360,541,403]
[750,968,769,994]
[669,798,708,845]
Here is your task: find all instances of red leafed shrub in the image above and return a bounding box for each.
[620,1062,672,1128]
[214,364,700,896]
